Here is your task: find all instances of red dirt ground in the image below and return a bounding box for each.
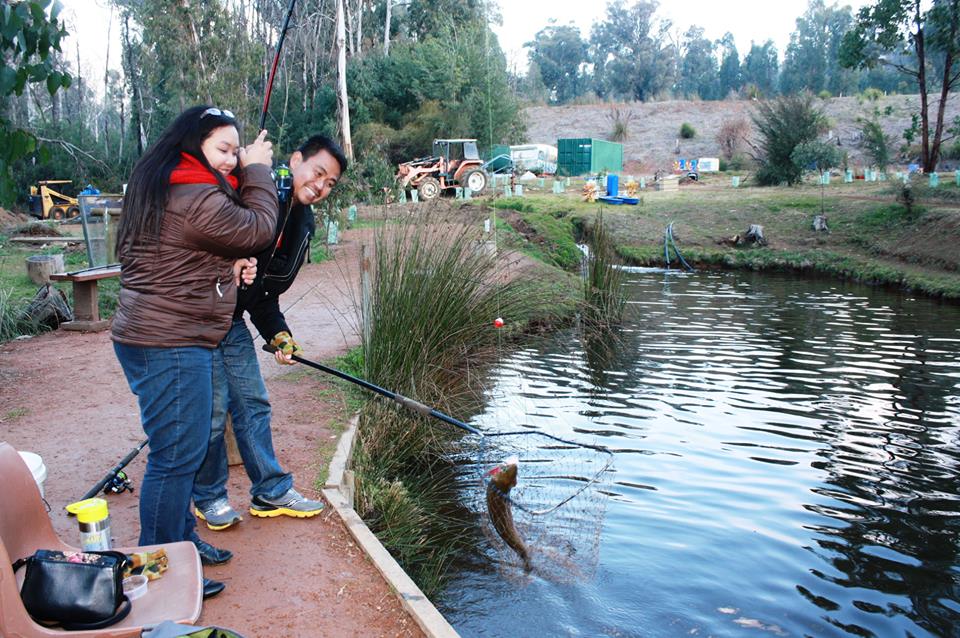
[0,227,426,637]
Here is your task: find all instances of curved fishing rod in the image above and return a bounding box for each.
[262,343,481,435]
[260,343,615,458]
[259,0,298,132]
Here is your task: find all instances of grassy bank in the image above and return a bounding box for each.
[468,173,960,301]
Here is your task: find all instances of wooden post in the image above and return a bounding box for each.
[225,414,242,466]
[360,244,371,349]
[25,254,65,285]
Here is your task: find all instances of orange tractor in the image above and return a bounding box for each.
[396,139,488,200]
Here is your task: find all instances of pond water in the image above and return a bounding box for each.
[436,269,960,637]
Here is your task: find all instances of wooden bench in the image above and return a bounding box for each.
[49,264,121,331]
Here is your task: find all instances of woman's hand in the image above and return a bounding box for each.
[233,257,257,286]
[238,130,273,168]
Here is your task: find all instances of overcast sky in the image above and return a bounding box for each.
[492,0,873,72]
[61,0,875,86]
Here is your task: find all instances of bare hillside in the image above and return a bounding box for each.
[522,94,960,173]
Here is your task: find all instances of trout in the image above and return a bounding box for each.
[485,456,532,571]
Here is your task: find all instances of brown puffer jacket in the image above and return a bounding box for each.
[111,164,279,348]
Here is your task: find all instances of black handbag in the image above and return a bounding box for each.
[13,549,132,630]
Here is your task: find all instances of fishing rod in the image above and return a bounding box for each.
[259,0,298,132]
[262,344,481,435]
[77,439,148,502]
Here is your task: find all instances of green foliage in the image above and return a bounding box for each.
[582,214,626,329]
[679,122,696,139]
[678,26,718,100]
[741,40,779,97]
[590,0,674,101]
[718,33,742,97]
[0,0,71,205]
[493,206,582,270]
[841,0,960,171]
[781,0,857,96]
[861,120,892,169]
[351,209,571,592]
[792,140,842,174]
[349,22,526,161]
[753,94,827,186]
[526,24,588,104]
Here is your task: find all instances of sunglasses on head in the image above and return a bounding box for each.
[201,107,235,120]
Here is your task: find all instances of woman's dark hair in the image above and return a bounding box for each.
[117,105,240,254]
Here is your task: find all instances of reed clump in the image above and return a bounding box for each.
[351,208,553,593]
[581,213,626,330]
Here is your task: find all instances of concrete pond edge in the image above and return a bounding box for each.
[322,415,460,638]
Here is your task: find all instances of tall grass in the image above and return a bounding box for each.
[582,213,626,330]
[352,207,554,594]
[0,288,22,342]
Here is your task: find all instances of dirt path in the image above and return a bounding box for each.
[0,228,425,637]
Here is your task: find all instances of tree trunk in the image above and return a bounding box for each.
[122,13,144,157]
[913,2,933,172]
[26,254,65,285]
[383,0,391,55]
[929,0,960,171]
[336,0,354,161]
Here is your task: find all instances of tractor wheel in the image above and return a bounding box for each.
[49,206,66,220]
[66,206,80,219]
[417,177,441,200]
[462,169,487,194]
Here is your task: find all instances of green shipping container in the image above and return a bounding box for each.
[557,138,623,176]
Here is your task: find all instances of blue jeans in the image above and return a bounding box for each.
[113,342,212,545]
[193,319,292,508]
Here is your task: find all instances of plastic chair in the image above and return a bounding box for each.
[0,441,203,636]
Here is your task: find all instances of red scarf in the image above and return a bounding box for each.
[169,152,239,189]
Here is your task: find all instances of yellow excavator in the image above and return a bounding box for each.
[28,180,80,220]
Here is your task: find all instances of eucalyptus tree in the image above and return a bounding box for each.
[718,32,742,97]
[678,26,718,100]
[742,40,780,97]
[525,23,588,104]
[781,0,857,96]
[841,0,960,172]
[590,0,674,101]
[0,0,72,205]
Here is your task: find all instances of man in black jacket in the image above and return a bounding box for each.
[191,135,348,542]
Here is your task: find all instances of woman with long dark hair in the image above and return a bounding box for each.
[111,105,278,599]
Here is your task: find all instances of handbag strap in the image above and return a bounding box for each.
[59,595,132,631]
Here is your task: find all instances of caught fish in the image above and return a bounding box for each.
[485,456,532,571]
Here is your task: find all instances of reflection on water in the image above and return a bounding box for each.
[437,269,960,638]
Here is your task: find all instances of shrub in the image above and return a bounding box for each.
[715,118,751,160]
[861,119,891,170]
[679,122,696,139]
[752,94,827,186]
[607,107,636,142]
[818,90,832,100]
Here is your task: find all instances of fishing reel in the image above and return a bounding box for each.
[274,164,292,204]
[104,470,134,495]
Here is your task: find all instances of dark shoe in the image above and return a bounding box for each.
[193,538,233,566]
[202,577,225,599]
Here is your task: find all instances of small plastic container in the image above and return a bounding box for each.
[123,574,148,600]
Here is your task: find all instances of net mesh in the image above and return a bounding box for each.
[456,430,613,581]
